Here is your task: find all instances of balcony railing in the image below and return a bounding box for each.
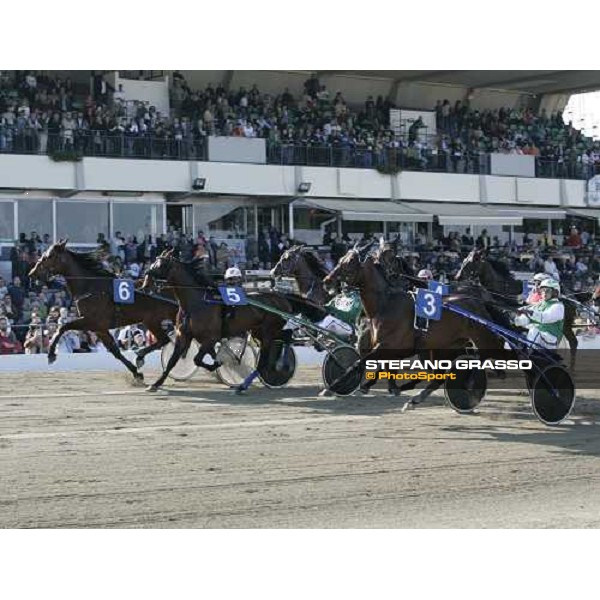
[0,126,597,180]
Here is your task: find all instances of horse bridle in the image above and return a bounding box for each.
[275,250,302,279]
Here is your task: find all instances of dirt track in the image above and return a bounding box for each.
[2,367,600,528]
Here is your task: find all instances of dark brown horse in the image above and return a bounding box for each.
[28,240,178,380]
[455,248,579,366]
[271,243,378,361]
[141,249,294,392]
[323,245,506,405]
[270,245,329,306]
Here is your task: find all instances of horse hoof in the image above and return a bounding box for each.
[235,387,246,395]
[135,357,145,369]
[134,372,144,382]
[145,385,159,393]
[318,389,333,397]
[47,354,57,365]
[401,400,417,413]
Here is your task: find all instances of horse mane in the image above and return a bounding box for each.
[68,247,115,278]
[485,257,514,280]
[300,248,330,278]
[397,256,415,276]
[183,259,215,288]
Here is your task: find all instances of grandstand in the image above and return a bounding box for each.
[2,69,600,354]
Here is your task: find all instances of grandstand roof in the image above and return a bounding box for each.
[315,71,600,96]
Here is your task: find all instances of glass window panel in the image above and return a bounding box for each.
[0,201,15,242]
[56,201,109,244]
[156,204,165,236]
[113,203,164,242]
[18,200,53,240]
[193,204,243,236]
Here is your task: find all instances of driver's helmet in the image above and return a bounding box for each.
[532,272,546,285]
[540,278,560,295]
[417,269,433,281]
[224,266,242,283]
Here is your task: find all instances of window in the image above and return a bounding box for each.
[0,201,15,242]
[294,207,333,231]
[342,220,383,235]
[18,200,53,240]
[56,201,109,244]
[193,204,244,236]
[113,203,165,242]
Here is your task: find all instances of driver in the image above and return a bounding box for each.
[417,269,433,282]
[224,266,243,287]
[222,266,243,329]
[318,287,362,338]
[517,278,564,349]
[525,272,546,305]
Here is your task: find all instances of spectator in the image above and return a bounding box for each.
[216,242,231,270]
[23,316,47,354]
[0,316,22,354]
[83,331,106,353]
[8,276,25,318]
[544,255,561,281]
[567,226,582,248]
[475,229,491,250]
[112,231,126,259]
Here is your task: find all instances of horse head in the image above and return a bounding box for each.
[141,248,175,291]
[270,244,302,279]
[455,248,485,282]
[375,242,404,282]
[323,246,363,291]
[29,238,69,281]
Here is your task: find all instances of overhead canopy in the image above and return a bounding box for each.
[403,202,523,226]
[295,198,433,223]
[312,70,600,96]
[494,206,566,220]
[567,208,600,221]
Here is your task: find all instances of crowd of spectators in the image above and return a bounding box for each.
[1,70,599,178]
[433,100,600,179]
[398,224,600,292]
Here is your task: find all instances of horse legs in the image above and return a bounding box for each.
[47,316,95,364]
[563,326,578,370]
[358,344,413,395]
[147,328,192,391]
[235,324,280,394]
[400,373,447,412]
[95,330,144,381]
[193,343,221,372]
[135,321,172,368]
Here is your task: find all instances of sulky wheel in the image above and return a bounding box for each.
[530,364,575,425]
[257,341,297,388]
[161,336,200,382]
[322,346,362,396]
[215,337,259,388]
[444,358,488,414]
